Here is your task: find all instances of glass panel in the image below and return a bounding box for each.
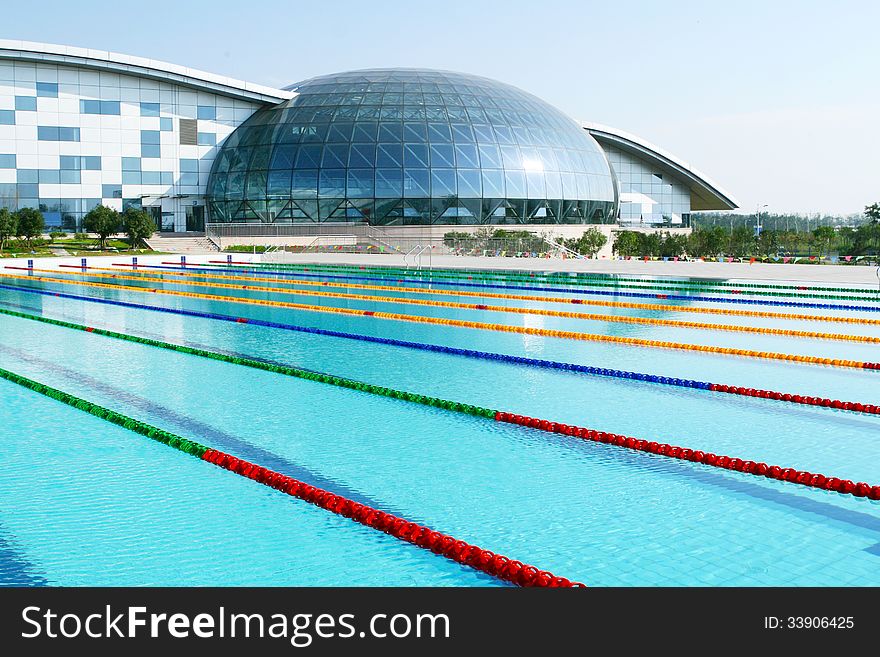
[375,168,402,196]
[404,144,429,168]
[481,169,505,197]
[376,143,402,167]
[403,168,430,197]
[431,169,456,197]
[429,144,455,167]
[319,169,346,197]
[291,169,318,197]
[346,169,374,198]
[349,143,376,168]
[456,169,481,197]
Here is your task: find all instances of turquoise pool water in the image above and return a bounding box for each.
[0,263,878,586]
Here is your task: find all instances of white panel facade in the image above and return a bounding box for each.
[0,59,264,231]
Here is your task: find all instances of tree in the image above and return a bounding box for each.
[612,230,641,257]
[121,207,157,249]
[82,205,120,248]
[866,203,880,222]
[15,207,44,248]
[565,227,607,257]
[812,225,836,256]
[0,207,18,251]
[658,232,687,258]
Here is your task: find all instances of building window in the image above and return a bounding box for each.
[160,117,173,131]
[36,82,58,98]
[197,105,216,120]
[37,126,80,141]
[15,96,37,111]
[141,144,161,158]
[122,157,141,171]
[102,184,122,199]
[140,102,160,117]
[0,110,14,125]
[60,155,102,170]
[60,169,81,184]
[80,100,121,115]
[197,132,216,146]
[0,154,15,169]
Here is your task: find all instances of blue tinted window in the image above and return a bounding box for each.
[160,117,173,131]
[0,110,15,125]
[0,154,16,168]
[319,169,346,197]
[161,171,173,185]
[17,183,39,198]
[140,102,160,117]
[142,145,161,158]
[375,168,402,196]
[141,130,161,145]
[179,172,199,186]
[36,82,58,97]
[197,106,215,120]
[102,184,122,198]
[60,169,81,184]
[141,171,161,185]
[17,169,39,183]
[346,169,374,198]
[122,158,141,171]
[431,169,456,196]
[456,169,482,197]
[39,169,61,184]
[291,169,318,196]
[403,168,430,197]
[60,156,79,170]
[59,127,80,141]
[80,100,120,115]
[122,171,141,184]
[197,132,216,146]
[83,156,101,170]
[180,159,199,173]
[15,96,36,111]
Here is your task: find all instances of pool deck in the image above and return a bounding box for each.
[2,252,879,288]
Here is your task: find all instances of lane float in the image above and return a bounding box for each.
[2,272,879,371]
[142,261,880,313]
[0,365,580,587]
[202,260,880,301]
[1,295,877,416]
[1,305,877,501]
[104,263,880,328]
[17,266,880,345]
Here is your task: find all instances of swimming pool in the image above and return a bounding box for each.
[1,258,878,586]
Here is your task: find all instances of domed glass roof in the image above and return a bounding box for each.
[206,68,617,225]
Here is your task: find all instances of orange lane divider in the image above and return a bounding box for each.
[103,263,880,328]
[3,268,879,371]
[33,266,880,346]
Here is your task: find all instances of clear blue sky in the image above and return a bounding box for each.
[4,0,879,215]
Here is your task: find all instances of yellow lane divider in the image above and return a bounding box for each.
[28,266,880,345]
[92,265,880,327]
[0,270,874,370]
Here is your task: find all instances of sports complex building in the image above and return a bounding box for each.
[0,40,738,235]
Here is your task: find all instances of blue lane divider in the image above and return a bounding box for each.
[114,262,880,313]
[0,280,715,392]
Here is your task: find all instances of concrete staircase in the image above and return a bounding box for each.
[145,233,219,253]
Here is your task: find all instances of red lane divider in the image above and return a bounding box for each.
[200,448,583,587]
[493,412,880,500]
[709,384,880,411]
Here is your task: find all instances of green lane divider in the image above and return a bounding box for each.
[0,306,497,421]
[214,260,880,300]
[0,366,209,458]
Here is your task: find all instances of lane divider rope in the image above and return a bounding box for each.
[206,260,880,301]
[3,271,878,370]
[163,261,880,312]
[3,284,877,415]
[215,260,880,296]
[0,364,580,587]
[105,263,880,327]
[2,313,876,501]
[27,266,880,345]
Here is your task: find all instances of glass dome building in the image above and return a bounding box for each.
[206,68,618,225]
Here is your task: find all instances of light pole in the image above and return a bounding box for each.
[755,203,768,256]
